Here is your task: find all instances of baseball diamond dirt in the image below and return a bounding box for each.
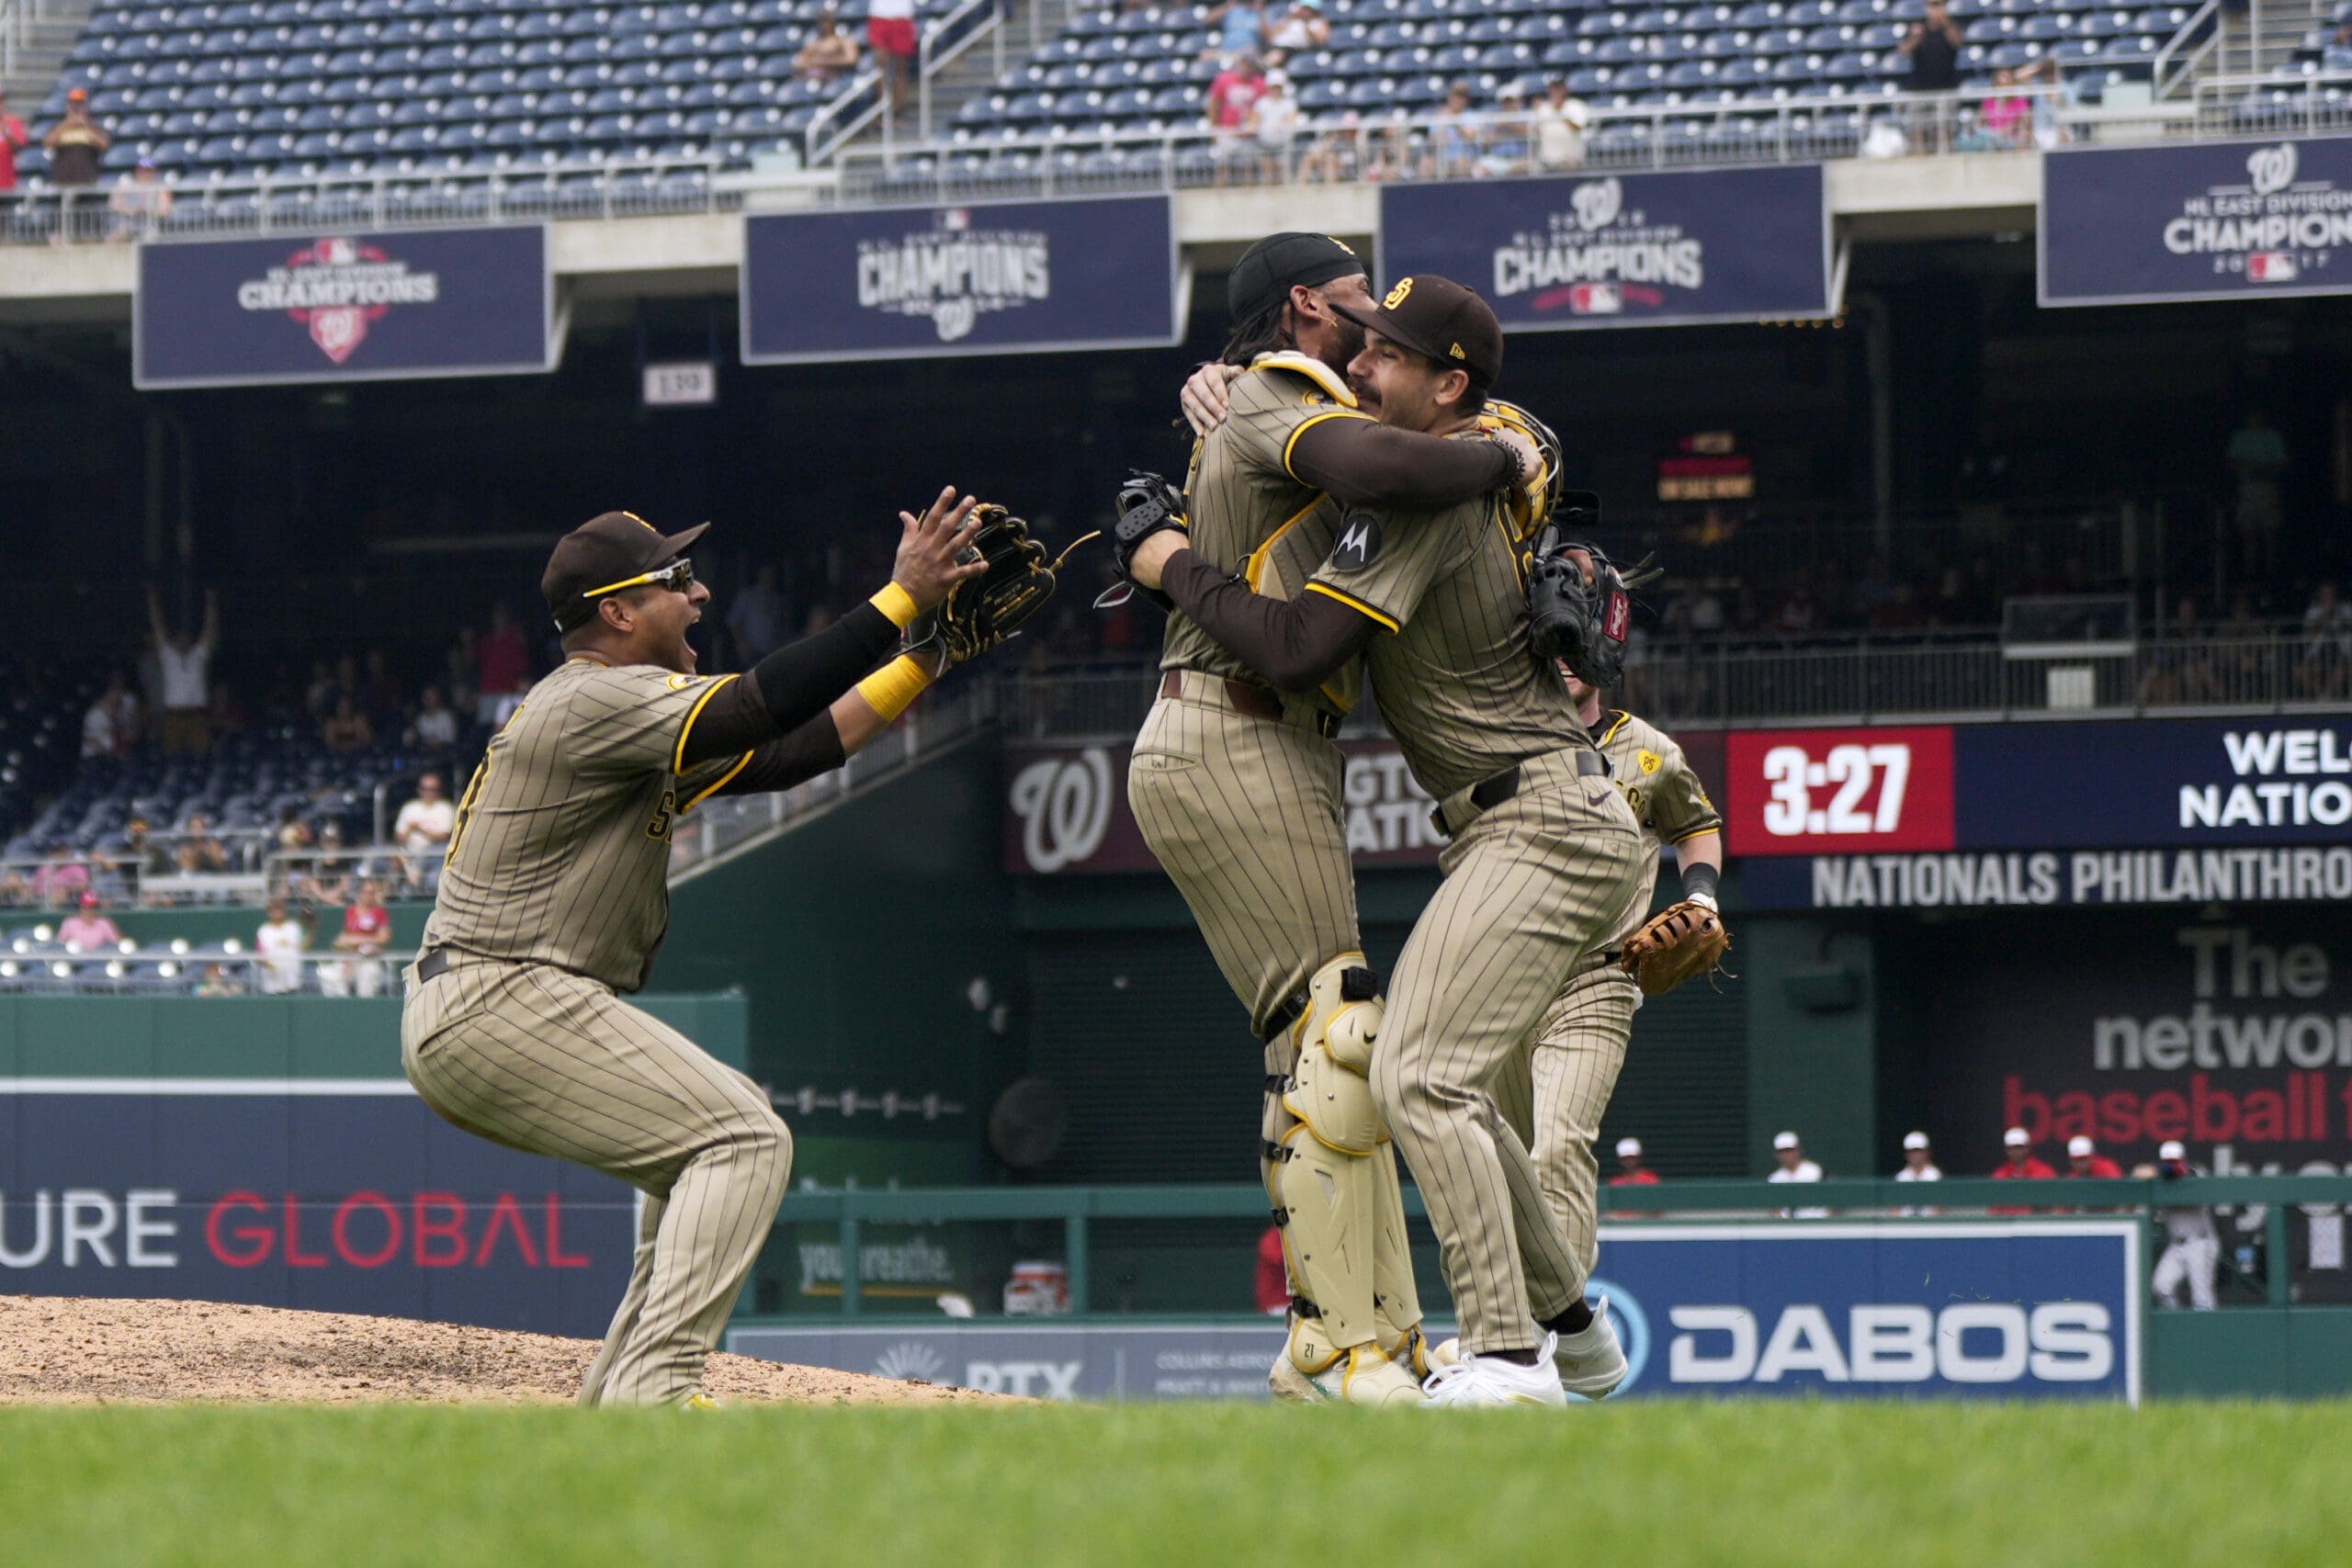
[0,1296,996,1405]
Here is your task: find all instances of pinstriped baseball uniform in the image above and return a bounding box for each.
[1133,350,1365,1039]
[401,656,789,1407]
[1316,482,1645,1354]
[1490,708,1723,1287]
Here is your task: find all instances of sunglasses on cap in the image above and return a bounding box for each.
[580,557,695,601]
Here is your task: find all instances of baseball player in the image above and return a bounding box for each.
[1481,669,1723,1397]
[2150,1139,2221,1310]
[1132,276,1646,1406]
[401,494,988,1408]
[1128,233,1539,1404]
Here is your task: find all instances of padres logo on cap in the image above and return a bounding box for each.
[1449,343,1466,360]
[1384,278,1414,309]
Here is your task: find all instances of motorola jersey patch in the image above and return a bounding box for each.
[1329,513,1382,571]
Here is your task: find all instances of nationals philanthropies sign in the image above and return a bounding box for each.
[741,195,1182,363]
[1380,164,1832,329]
[2041,135,2352,307]
[134,224,555,389]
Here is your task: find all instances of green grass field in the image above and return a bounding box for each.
[3,1401,2341,1567]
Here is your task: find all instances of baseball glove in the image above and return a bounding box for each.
[1096,470,1187,612]
[1620,899,1732,997]
[926,504,1090,665]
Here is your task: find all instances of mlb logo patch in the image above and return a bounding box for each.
[1567,283,1623,315]
[2247,252,2298,283]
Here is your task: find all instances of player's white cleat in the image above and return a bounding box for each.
[1419,1334,1567,1408]
[1555,1295,1629,1399]
[1270,1339,1426,1405]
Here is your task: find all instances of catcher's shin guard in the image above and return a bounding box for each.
[1368,1141,1427,1372]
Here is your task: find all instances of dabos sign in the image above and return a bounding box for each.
[1594,1223,2140,1403]
[1724,728,1956,856]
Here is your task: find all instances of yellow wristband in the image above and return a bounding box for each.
[854,655,934,723]
[870,582,920,629]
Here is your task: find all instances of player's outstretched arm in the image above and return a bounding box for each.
[1182,363,1531,509]
[1130,530,1378,693]
[679,490,983,769]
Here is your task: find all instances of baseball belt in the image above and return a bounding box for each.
[1159,668,1341,739]
[1428,749,1608,840]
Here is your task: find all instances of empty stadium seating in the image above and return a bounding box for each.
[9,0,975,198]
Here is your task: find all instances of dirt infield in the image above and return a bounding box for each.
[0,1296,993,1405]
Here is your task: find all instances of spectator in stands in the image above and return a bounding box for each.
[361,649,403,739]
[1610,1136,1659,1187]
[1206,53,1268,182]
[1431,83,1480,179]
[2024,57,2065,149]
[866,0,918,112]
[1769,1130,1826,1217]
[1483,84,1534,176]
[474,604,529,726]
[394,773,455,888]
[321,879,390,998]
[80,671,140,760]
[42,87,109,194]
[108,818,172,897]
[0,868,28,907]
[1254,1224,1288,1314]
[1895,1130,1941,1183]
[30,844,90,908]
[196,962,244,998]
[1296,108,1363,184]
[2227,408,2287,582]
[1970,69,2030,150]
[146,584,219,755]
[106,158,173,243]
[0,92,27,194]
[319,694,374,754]
[255,898,307,996]
[2150,1140,2220,1310]
[1204,0,1268,61]
[1360,110,1417,182]
[175,816,228,875]
[58,892,122,953]
[2066,1134,2123,1180]
[1989,1124,2056,1213]
[727,564,789,663]
[410,684,459,749]
[1263,0,1329,54]
[1248,69,1303,182]
[307,824,353,905]
[794,9,861,85]
[1534,76,1590,172]
[1899,0,1964,93]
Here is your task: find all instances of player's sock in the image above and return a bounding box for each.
[1485,1346,1542,1366]
[1542,1299,1596,1337]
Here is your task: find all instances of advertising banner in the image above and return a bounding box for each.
[134,225,554,389]
[2041,135,2352,307]
[1728,716,2352,909]
[1002,734,1728,875]
[1913,911,2352,1181]
[0,1081,632,1336]
[741,196,1181,363]
[1379,164,1832,330]
[731,1222,2140,1402]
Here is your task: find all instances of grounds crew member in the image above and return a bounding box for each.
[1127,233,1540,1404]
[402,495,988,1407]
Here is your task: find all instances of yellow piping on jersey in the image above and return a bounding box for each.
[1250,349,1358,407]
[671,672,739,775]
[1665,825,1724,847]
[1599,710,1634,747]
[1305,581,1400,634]
[1243,494,1328,592]
[1281,409,1374,482]
[683,750,755,813]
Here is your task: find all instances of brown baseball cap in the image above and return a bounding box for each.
[542,510,708,632]
[1330,273,1504,389]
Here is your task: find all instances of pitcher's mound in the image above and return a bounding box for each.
[0,1296,995,1405]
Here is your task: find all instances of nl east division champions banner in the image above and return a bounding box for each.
[1379,164,1832,329]
[134,225,555,389]
[741,195,1182,364]
[1725,716,2352,909]
[2041,135,2352,307]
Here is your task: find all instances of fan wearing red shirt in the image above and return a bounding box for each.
[325,878,392,998]
[1607,1135,1659,1188]
[2065,1134,2123,1181]
[1254,1224,1290,1314]
[1990,1125,2056,1213]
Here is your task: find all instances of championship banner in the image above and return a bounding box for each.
[1002,733,1727,875]
[1727,716,2352,908]
[741,195,1182,364]
[133,225,555,389]
[733,1222,2140,1402]
[1378,164,1832,330]
[0,1079,631,1336]
[2041,135,2352,308]
[1911,911,2352,1183]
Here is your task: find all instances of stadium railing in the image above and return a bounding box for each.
[0,941,420,996]
[775,1174,2352,1316]
[1007,622,2345,737]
